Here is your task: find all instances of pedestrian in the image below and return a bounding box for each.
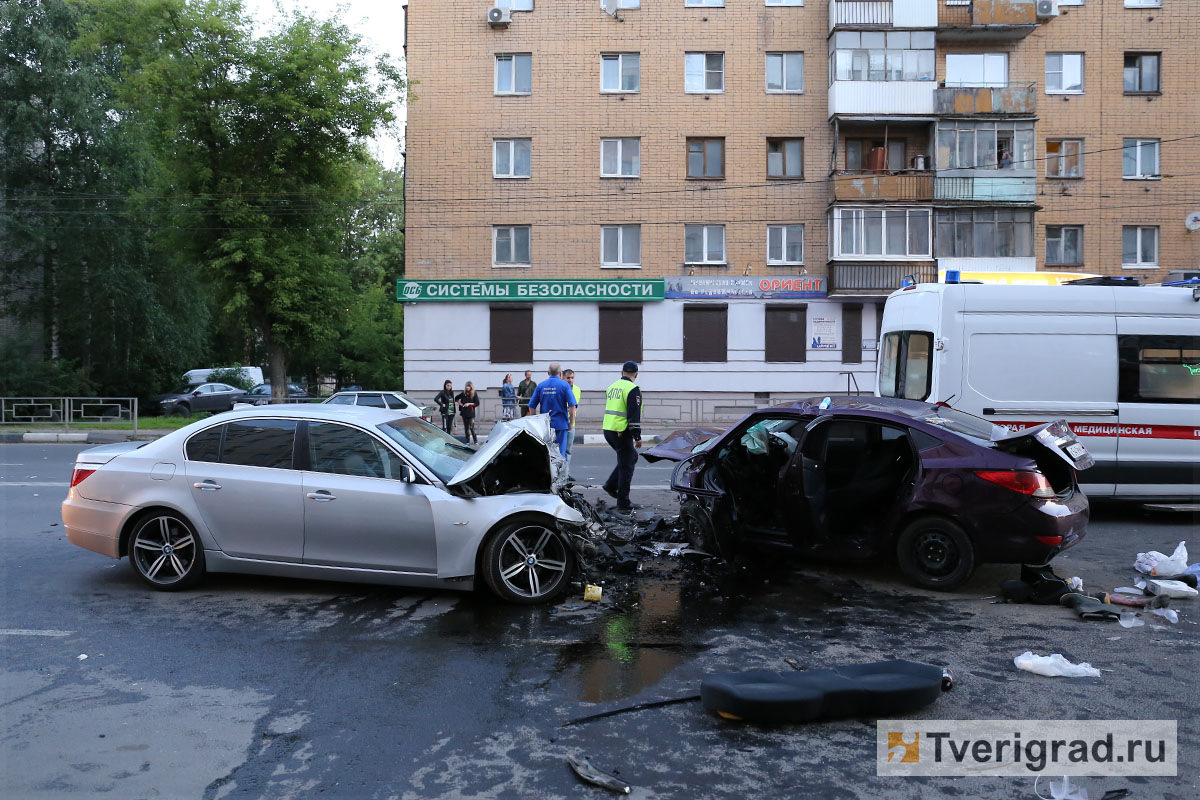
[562,368,581,470]
[601,361,642,512]
[999,149,1013,169]
[434,379,456,435]
[527,363,577,457]
[456,382,480,445]
[518,369,537,417]
[499,373,517,421]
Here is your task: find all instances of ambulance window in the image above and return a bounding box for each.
[879,331,932,401]
[1118,335,1200,404]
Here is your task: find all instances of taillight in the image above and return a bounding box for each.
[974,469,1055,499]
[70,467,96,488]
[1036,535,1063,546]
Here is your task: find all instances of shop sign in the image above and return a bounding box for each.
[397,279,665,302]
[664,275,826,299]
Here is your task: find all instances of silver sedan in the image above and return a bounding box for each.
[62,406,592,603]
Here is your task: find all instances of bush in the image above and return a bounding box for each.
[0,338,96,397]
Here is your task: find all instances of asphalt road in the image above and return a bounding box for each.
[1,443,1196,799]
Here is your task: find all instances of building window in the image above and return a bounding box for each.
[767,224,804,264]
[495,53,532,95]
[945,53,1008,88]
[686,0,725,6]
[687,138,724,178]
[1117,335,1200,405]
[1045,226,1083,266]
[934,209,1034,258]
[684,305,727,362]
[841,304,863,365]
[766,138,803,178]
[494,0,533,9]
[937,120,1034,170]
[601,138,640,177]
[493,225,531,266]
[766,0,803,5]
[493,139,531,178]
[1124,0,1162,6]
[1122,226,1158,267]
[685,52,724,93]
[765,305,806,363]
[1122,138,1160,179]
[1123,53,1160,93]
[601,53,640,92]
[1046,139,1083,178]
[828,31,935,83]
[490,306,533,363]
[685,224,726,264]
[1045,53,1084,94]
[766,52,804,92]
[601,225,642,267]
[834,208,931,258]
[599,307,643,364]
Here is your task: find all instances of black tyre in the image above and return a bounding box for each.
[680,500,718,553]
[128,511,206,591]
[168,402,189,417]
[480,519,573,604]
[896,517,975,591]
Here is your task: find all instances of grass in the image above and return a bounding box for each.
[0,413,211,433]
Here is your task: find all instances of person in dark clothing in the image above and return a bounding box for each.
[517,370,537,417]
[455,382,480,445]
[601,361,643,512]
[434,379,456,434]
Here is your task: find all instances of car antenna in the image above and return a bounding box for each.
[935,394,957,408]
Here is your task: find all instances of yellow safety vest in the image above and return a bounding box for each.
[570,386,582,428]
[602,379,638,432]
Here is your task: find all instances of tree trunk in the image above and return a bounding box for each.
[266,329,288,401]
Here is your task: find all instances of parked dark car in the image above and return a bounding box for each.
[155,383,246,415]
[643,397,1094,591]
[244,383,311,405]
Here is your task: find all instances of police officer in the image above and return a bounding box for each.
[601,361,642,512]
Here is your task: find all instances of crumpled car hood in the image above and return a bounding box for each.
[445,414,568,496]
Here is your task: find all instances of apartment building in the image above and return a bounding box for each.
[402,0,1199,422]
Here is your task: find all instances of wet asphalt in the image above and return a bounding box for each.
[1,443,1196,799]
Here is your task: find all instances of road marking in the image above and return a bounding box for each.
[0,482,68,487]
[0,629,75,637]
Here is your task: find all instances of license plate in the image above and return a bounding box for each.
[1066,442,1087,459]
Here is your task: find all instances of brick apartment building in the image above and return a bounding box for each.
[401,0,1199,423]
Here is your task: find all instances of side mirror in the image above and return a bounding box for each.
[400,465,417,483]
[193,389,202,396]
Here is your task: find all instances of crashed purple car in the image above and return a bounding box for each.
[643,397,1094,590]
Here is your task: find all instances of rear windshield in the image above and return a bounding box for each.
[914,405,1001,445]
[379,417,475,481]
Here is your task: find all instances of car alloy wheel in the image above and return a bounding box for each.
[482,520,572,604]
[896,517,975,591]
[129,512,205,590]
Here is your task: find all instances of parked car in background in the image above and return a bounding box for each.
[155,383,246,415]
[644,396,1094,591]
[243,383,312,405]
[323,391,434,421]
[182,367,264,387]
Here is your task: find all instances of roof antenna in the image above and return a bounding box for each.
[601,0,624,21]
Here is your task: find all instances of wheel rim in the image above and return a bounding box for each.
[496,524,568,599]
[913,530,958,577]
[132,516,197,586]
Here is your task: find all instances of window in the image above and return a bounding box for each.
[1122,226,1158,267]
[767,225,804,264]
[841,304,863,365]
[766,0,803,4]
[685,224,726,264]
[186,425,223,462]
[828,31,935,83]
[1046,139,1083,178]
[935,209,1034,258]
[599,307,643,364]
[1045,226,1083,266]
[766,52,804,92]
[765,305,807,362]
[834,208,931,258]
[1124,0,1162,6]
[221,420,297,469]
[493,139,531,178]
[687,138,724,178]
[767,138,803,178]
[1124,52,1160,93]
[601,225,642,267]
[601,138,640,177]
[684,305,727,362]
[307,422,410,480]
[616,0,641,6]
[845,139,906,171]
[1118,335,1200,405]
[490,306,533,363]
[685,52,724,93]
[937,120,1035,170]
[686,0,725,6]
[601,53,640,92]
[1045,53,1083,93]
[495,54,532,95]
[356,394,386,407]
[878,331,932,401]
[383,395,410,410]
[493,225,531,266]
[945,53,1008,87]
[1122,139,1160,179]
[495,0,533,9]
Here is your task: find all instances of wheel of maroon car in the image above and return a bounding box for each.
[896,517,975,591]
[481,519,573,604]
[681,500,729,558]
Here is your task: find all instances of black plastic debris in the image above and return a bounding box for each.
[566,754,631,795]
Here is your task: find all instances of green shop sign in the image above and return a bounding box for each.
[397,279,665,302]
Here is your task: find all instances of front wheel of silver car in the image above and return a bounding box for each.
[481,519,573,604]
[129,512,206,591]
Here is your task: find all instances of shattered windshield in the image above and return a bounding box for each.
[916,406,1002,445]
[379,417,475,481]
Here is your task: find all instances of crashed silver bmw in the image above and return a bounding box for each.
[62,406,598,603]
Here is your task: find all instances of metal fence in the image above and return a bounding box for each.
[1,397,139,434]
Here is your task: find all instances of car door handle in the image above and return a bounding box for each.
[193,480,221,491]
[306,491,336,502]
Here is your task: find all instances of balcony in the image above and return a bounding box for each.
[832,172,934,202]
[937,0,1038,41]
[829,0,938,29]
[829,80,937,116]
[829,263,938,295]
[935,82,1037,115]
[934,171,1036,203]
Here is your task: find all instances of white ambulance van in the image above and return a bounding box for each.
[877,282,1199,501]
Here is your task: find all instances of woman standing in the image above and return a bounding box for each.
[434,379,456,434]
[456,382,480,445]
[499,373,517,421]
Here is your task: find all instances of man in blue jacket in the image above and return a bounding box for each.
[527,363,577,457]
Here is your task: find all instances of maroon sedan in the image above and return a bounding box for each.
[643,397,1093,591]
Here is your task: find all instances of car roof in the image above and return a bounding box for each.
[773,395,940,419]
[219,404,409,423]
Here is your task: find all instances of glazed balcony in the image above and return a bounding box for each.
[829,0,938,30]
[937,0,1039,41]
[828,80,938,116]
[832,172,935,202]
[934,171,1036,203]
[935,82,1037,115]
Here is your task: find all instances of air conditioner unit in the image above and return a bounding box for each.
[487,7,512,27]
[1036,0,1059,18]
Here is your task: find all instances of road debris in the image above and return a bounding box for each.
[1013,652,1100,678]
[565,755,631,794]
[1134,541,1187,576]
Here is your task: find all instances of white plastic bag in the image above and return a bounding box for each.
[1118,611,1144,628]
[1013,651,1101,678]
[1134,541,1188,576]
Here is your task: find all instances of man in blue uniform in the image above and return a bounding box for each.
[527,363,577,456]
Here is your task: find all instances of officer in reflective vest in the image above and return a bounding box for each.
[601,361,642,512]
